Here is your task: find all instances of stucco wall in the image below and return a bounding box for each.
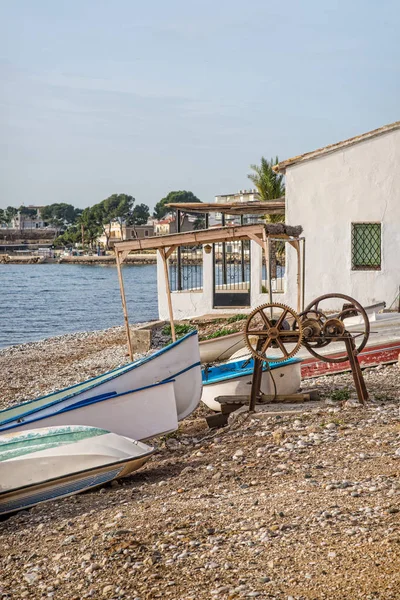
[285,129,400,310]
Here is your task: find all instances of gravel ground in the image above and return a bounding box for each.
[1,332,400,600]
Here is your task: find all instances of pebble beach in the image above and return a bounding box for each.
[1,330,400,599]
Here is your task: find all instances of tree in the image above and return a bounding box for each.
[78,208,102,248]
[18,206,37,218]
[0,209,7,225]
[41,203,80,229]
[89,194,135,246]
[248,157,285,278]
[4,206,18,226]
[129,203,150,225]
[153,191,201,220]
[109,194,135,241]
[247,156,285,223]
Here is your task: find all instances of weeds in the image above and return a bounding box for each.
[330,389,351,402]
[226,314,248,324]
[202,327,241,340]
[162,323,197,340]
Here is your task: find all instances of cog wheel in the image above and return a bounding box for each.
[244,303,303,363]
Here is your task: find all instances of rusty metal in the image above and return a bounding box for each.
[244,302,303,363]
[244,293,371,406]
[249,339,264,412]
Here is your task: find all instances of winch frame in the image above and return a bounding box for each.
[244,293,370,409]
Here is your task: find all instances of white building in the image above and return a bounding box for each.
[276,121,400,311]
[11,206,46,229]
[211,190,260,226]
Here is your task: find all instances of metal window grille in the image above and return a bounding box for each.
[351,223,381,270]
[169,245,203,291]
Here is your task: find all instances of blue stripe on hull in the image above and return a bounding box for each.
[0,467,124,515]
[0,330,198,425]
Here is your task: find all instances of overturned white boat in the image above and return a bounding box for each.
[201,357,302,412]
[0,331,201,432]
[1,380,178,439]
[0,425,154,516]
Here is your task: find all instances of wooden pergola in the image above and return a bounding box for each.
[114,223,304,361]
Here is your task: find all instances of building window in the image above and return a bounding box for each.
[351,223,381,270]
[145,230,149,236]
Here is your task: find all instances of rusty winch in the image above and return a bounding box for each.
[244,293,370,408]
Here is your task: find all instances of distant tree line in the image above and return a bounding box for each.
[1,159,283,249]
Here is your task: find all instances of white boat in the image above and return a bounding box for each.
[0,425,154,516]
[1,380,178,439]
[201,357,302,412]
[0,331,201,432]
[199,331,247,364]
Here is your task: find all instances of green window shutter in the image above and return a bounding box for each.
[351,223,381,270]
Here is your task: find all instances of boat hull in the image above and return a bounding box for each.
[2,381,178,439]
[201,358,302,412]
[199,332,246,364]
[0,426,154,516]
[0,331,201,431]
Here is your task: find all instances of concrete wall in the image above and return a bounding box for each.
[285,128,400,310]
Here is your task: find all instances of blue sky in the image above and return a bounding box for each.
[1,0,399,211]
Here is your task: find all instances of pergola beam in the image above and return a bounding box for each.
[115,224,292,255]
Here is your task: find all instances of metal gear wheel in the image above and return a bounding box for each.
[244,302,304,363]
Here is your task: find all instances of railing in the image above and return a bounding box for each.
[169,245,203,291]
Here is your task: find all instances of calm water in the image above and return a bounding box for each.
[0,264,159,348]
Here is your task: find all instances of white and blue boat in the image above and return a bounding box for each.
[0,425,154,516]
[0,380,179,440]
[0,331,202,433]
[201,356,302,411]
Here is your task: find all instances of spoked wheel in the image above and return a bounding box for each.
[303,293,370,363]
[244,303,303,363]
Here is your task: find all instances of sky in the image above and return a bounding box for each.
[0,0,399,212]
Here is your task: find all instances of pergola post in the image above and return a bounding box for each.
[115,249,134,361]
[159,248,176,342]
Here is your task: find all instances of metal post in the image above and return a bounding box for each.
[240,215,245,283]
[115,250,134,361]
[177,209,182,291]
[344,336,368,405]
[249,338,265,411]
[221,213,227,285]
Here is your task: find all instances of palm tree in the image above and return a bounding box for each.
[247,156,285,224]
[248,156,285,281]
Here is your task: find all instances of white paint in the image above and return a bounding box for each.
[157,243,292,320]
[284,128,400,310]
[201,361,302,412]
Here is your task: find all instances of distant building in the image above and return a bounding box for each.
[97,221,154,247]
[154,214,198,235]
[11,206,46,230]
[212,190,260,226]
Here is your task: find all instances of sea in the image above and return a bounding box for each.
[0,264,159,349]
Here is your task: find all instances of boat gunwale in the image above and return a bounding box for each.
[0,378,181,432]
[202,357,301,385]
[0,443,154,498]
[0,330,199,426]
[0,331,201,432]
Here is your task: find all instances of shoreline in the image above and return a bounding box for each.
[0,254,158,265]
